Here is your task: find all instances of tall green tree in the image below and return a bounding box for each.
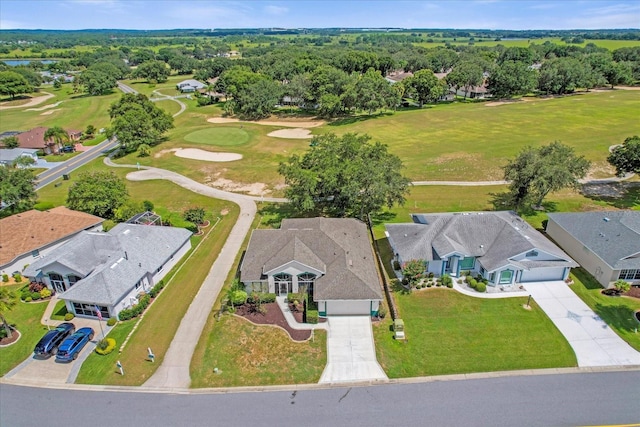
[352,68,400,115]
[405,69,445,107]
[446,61,484,100]
[0,167,37,216]
[109,93,173,153]
[236,79,283,120]
[0,71,32,99]
[487,60,537,99]
[537,57,590,95]
[44,126,69,152]
[2,135,19,149]
[78,67,117,96]
[503,141,590,209]
[133,60,169,83]
[67,171,129,219]
[608,136,640,177]
[279,133,411,219]
[0,287,18,339]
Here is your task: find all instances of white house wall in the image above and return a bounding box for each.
[265,261,324,294]
[546,219,616,288]
[151,239,192,284]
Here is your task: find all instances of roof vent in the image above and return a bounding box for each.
[480,244,484,248]
[123,229,131,235]
[603,217,610,222]
[348,259,353,267]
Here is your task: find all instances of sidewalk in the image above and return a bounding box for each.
[275,297,327,331]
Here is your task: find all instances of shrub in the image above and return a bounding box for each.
[28,282,45,293]
[469,279,478,289]
[40,288,52,299]
[229,290,247,306]
[25,296,32,302]
[457,279,463,284]
[377,304,388,319]
[31,292,41,300]
[95,338,116,355]
[446,281,454,288]
[106,317,117,326]
[20,290,30,301]
[427,283,432,287]
[260,293,277,303]
[614,280,631,293]
[2,274,8,282]
[476,282,487,292]
[465,275,473,284]
[442,275,452,286]
[428,272,434,278]
[402,259,426,288]
[64,312,75,321]
[306,310,319,324]
[13,273,22,282]
[392,260,401,270]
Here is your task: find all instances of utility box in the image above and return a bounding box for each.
[63,173,71,180]
[393,318,405,340]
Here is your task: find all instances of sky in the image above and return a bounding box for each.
[0,0,639,31]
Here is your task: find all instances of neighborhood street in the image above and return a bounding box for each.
[2,369,640,427]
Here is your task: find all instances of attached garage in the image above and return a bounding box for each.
[323,300,376,316]
[520,267,566,282]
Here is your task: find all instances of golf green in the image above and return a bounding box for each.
[184,127,250,146]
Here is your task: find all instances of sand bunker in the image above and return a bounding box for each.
[267,128,313,139]
[169,148,242,162]
[207,117,325,128]
[40,109,61,116]
[27,101,62,112]
[0,92,54,110]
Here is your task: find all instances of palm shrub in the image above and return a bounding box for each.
[402,259,426,288]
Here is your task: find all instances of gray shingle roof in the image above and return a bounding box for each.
[386,211,576,272]
[25,224,192,306]
[547,211,640,269]
[241,218,382,301]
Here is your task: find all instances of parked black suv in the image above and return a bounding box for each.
[33,322,75,359]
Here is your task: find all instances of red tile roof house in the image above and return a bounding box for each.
[12,127,56,154]
[0,207,104,277]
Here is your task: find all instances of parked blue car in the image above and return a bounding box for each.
[55,327,94,362]
[33,322,75,359]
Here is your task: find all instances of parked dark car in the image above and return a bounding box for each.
[55,327,95,362]
[33,322,75,359]
[61,145,75,153]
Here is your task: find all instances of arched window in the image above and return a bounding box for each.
[297,272,316,295]
[273,273,292,295]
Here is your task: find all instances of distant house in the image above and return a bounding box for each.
[0,207,104,276]
[0,148,39,167]
[23,223,192,319]
[176,79,207,93]
[11,127,53,154]
[385,70,413,84]
[241,218,383,317]
[386,211,577,286]
[455,84,489,99]
[67,129,83,142]
[546,211,640,288]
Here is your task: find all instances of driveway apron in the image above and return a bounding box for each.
[319,316,387,384]
[527,281,640,367]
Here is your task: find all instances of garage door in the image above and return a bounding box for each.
[326,300,371,316]
[520,267,565,282]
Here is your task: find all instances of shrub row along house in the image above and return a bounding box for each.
[386,211,577,286]
[240,218,383,316]
[23,223,192,319]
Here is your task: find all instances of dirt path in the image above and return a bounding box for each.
[207,117,326,128]
[0,92,55,110]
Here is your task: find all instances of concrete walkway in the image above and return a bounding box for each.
[275,297,327,331]
[525,281,640,367]
[123,167,258,389]
[319,316,388,384]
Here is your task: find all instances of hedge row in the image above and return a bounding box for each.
[118,294,151,321]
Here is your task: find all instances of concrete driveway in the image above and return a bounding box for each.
[319,316,387,384]
[527,281,640,367]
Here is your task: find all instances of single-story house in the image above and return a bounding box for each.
[176,79,207,93]
[0,148,39,167]
[385,70,413,84]
[546,211,640,288]
[23,223,192,319]
[386,211,577,286]
[240,218,383,317]
[0,207,104,276]
[11,127,53,154]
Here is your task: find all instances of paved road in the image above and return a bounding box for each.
[150,89,187,117]
[117,81,137,94]
[2,370,640,427]
[35,138,119,190]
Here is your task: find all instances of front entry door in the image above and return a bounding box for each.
[277,282,288,295]
[54,282,66,293]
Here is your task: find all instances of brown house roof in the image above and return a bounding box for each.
[15,127,50,150]
[0,207,104,268]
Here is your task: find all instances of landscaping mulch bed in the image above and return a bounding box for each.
[236,302,311,342]
[0,329,20,346]
[625,286,640,300]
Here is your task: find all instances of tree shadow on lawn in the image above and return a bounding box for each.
[258,203,318,229]
[580,182,640,209]
[488,191,559,216]
[369,210,397,227]
[594,303,639,335]
[328,112,395,127]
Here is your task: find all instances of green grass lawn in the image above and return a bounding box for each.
[374,289,577,378]
[0,285,49,376]
[74,320,137,385]
[184,127,250,146]
[153,99,182,117]
[50,299,68,321]
[568,269,640,352]
[190,315,326,388]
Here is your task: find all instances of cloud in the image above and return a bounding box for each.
[264,5,288,16]
[567,2,640,29]
[0,19,25,29]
